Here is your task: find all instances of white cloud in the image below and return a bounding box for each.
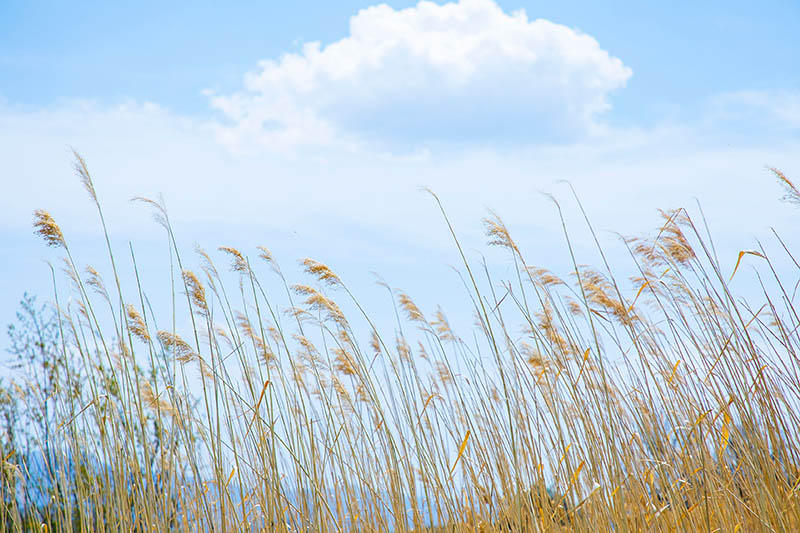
[209,0,632,150]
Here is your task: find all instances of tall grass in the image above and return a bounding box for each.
[2,156,800,531]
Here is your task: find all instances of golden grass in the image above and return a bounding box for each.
[2,155,799,532]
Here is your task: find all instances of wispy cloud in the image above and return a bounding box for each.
[2,97,797,248]
[709,90,800,131]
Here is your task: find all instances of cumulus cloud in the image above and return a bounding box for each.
[209,0,632,150]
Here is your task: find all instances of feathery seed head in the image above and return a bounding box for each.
[577,267,632,325]
[286,306,314,323]
[258,245,283,275]
[219,246,249,273]
[397,291,426,323]
[331,376,352,405]
[182,269,208,314]
[526,266,565,287]
[126,304,151,343]
[33,210,65,248]
[266,324,283,346]
[417,341,429,360]
[369,330,382,354]
[355,384,371,403]
[301,258,342,287]
[132,196,169,229]
[293,334,319,359]
[214,325,233,349]
[257,245,274,263]
[139,379,174,414]
[71,150,97,204]
[434,362,453,385]
[157,331,197,363]
[431,307,455,341]
[235,311,273,361]
[396,336,411,362]
[483,213,519,254]
[291,284,346,325]
[85,266,110,303]
[770,167,800,206]
[565,297,584,316]
[195,245,220,279]
[657,209,696,265]
[333,347,358,376]
[199,359,215,381]
[293,362,308,389]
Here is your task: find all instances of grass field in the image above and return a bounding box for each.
[2,155,800,531]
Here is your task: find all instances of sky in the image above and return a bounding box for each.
[1,0,799,355]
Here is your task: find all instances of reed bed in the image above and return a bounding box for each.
[2,155,799,532]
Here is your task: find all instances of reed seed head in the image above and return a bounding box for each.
[33,210,65,248]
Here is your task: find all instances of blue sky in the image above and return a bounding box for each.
[2,0,798,120]
[1,0,799,353]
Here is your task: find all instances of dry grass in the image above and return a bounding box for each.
[2,156,799,532]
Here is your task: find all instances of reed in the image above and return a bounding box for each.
[2,155,799,532]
